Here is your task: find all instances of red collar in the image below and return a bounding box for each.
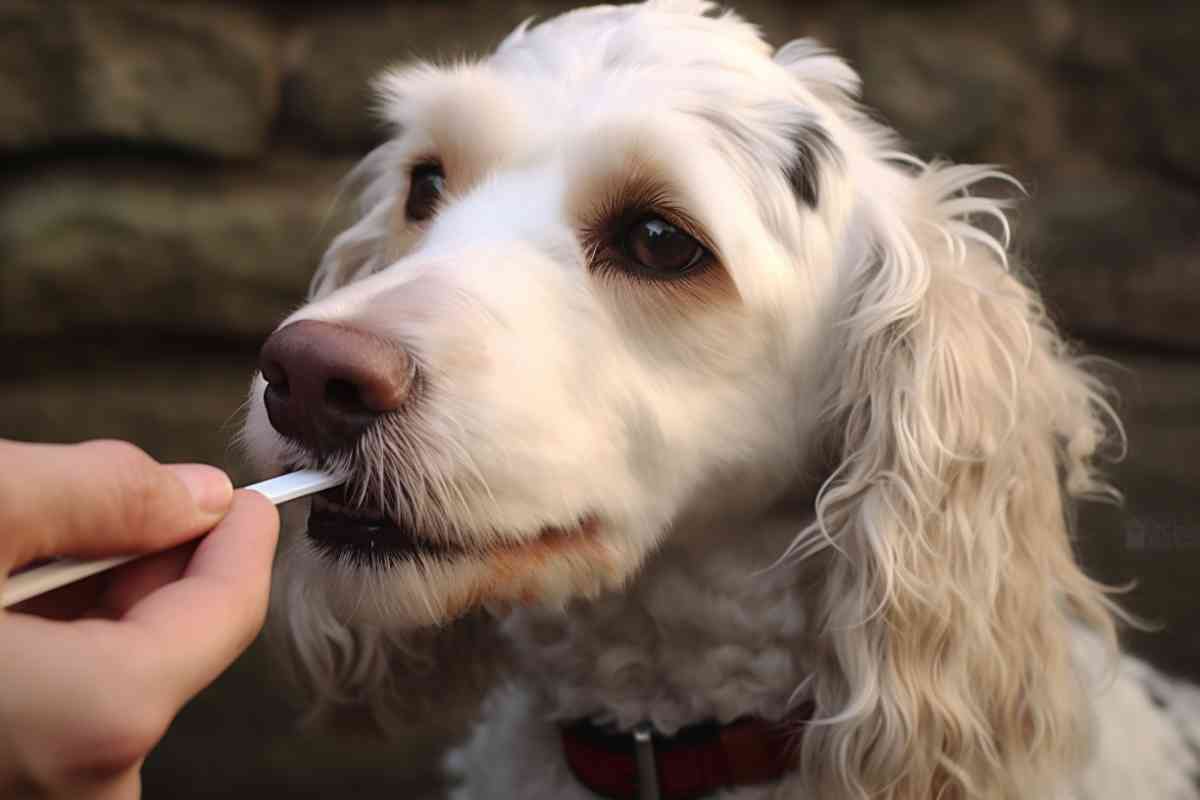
[560,704,813,800]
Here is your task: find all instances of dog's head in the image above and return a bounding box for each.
[243,2,1119,796]
[244,2,854,625]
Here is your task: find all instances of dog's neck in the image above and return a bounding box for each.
[503,486,819,734]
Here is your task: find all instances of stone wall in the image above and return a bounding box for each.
[3,1,1198,357]
[1,2,1197,798]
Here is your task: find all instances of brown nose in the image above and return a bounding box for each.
[259,320,414,454]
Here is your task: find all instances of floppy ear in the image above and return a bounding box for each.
[796,162,1120,798]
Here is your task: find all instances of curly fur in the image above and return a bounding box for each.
[793,163,1120,798]
[240,3,1200,798]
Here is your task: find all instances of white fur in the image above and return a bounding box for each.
[242,2,1200,797]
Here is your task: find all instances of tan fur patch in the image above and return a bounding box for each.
[444,516,623,619]
[566,123,740,310]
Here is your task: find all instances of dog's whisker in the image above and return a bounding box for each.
[435,409,499,511]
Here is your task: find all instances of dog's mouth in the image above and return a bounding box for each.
[288,466,618,619]
[306,484,465,565]
[304,482,601,570]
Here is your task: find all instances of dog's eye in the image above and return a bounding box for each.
[406,162,445,222]
[623,216,707,276]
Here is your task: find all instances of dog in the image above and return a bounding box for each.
[241,2,1200,797]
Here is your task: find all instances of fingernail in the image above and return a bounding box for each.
[169,464,234,514]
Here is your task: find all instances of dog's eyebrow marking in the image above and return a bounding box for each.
[784,122,838,209]
[689,107,838,211]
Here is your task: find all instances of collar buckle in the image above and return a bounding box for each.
[632,723,661,800]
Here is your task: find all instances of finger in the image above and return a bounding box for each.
[122,490,280,704]
[9,571,107,620]
[0,494,276,781]
[8,546,193,621]
[0,616,167,789]
[0,439,232,572]
[41,758,142,800]
[95,545,194,618]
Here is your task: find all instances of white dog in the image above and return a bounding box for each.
[242,2,1200,797]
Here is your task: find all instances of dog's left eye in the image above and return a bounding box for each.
[406,162,445,222]
[623,216,708,276]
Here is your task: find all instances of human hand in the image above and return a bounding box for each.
[0,439,279,799]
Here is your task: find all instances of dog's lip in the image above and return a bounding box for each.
[306,485,463,560]
[304,483,600,566]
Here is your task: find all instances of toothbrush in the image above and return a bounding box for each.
[1,469,343,609]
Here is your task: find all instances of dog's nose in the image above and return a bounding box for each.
[259,320,414,453]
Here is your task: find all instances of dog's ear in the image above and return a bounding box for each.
[796,163,1120,798]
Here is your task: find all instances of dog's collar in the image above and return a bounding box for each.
[560,703,813,800]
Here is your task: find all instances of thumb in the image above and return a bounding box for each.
[0,439,233,573]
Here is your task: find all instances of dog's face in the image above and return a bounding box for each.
[243,3,859,627]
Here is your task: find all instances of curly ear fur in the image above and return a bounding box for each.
[795,163,1121,799]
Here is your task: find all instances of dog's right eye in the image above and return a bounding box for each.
[622,215,710,277]
[406,162,445,222]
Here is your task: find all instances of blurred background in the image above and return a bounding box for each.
[1,0,1197,796]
